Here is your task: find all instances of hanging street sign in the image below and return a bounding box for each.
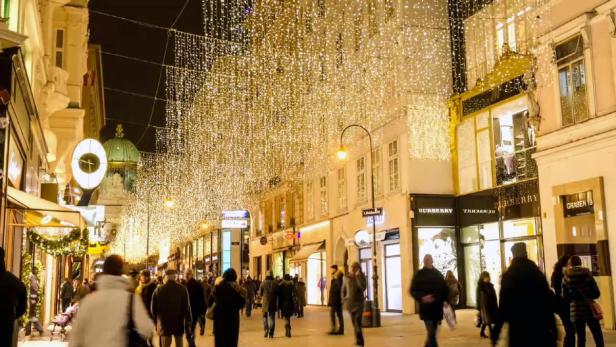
[361,207,383,217]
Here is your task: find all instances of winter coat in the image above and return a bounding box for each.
[278,280,297,317]
[213,281,246,347]
[476,281,498,324]
[185,278,206,317]
[328,275,343,307]
[243,279,257,300]
[410,267,448,321]
[494,257,557,347]
[139,280,157,319]
[259,278,279,313]
[343,271,367,313]
[550,265,568,313]
[151,279,192,336]
[201,280,212,308]
[60,282,73,300]
[562,266,600,323]
[68,275,154,347]
[0,268,27,347]
[296,281,307,307]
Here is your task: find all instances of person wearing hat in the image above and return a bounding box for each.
[151,269,192,347]
[328,264,344,334]
[259,270,279,338]
[69,255,154,347]
[0,246,27,347]
[183,268,206,347]
[343,262,367,346]
[492,242,557,347]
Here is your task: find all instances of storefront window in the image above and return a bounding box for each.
[307,251,326,305]
[272,252,284,278]
[502,218,536,238]
[221,231,231,272]
[417,228,458,276]
[360,248,373,300]
[457,118,477,194]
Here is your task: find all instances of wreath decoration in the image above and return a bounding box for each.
[26,228,89,256]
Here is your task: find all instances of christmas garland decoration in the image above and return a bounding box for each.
[20,253,42,327]
[26,228,89,257]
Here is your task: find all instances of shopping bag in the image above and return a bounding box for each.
[443,302,457,330]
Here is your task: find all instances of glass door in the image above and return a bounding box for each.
[461,223,502,307]
[360,248,372,300]
[384,243,402,311]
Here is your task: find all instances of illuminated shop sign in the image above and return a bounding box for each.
[365,210,385,227]
[222,210,249,219]
[563,191,594,218]
[221,219,248,228]
[412,195,456,227]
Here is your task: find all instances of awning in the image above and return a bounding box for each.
[290,242,324,263]
[6,186,85,228]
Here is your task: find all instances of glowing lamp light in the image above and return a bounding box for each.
[41,215,53,225]
[164,198,175,209]
[336,146,348,160]
[200,222,209,230]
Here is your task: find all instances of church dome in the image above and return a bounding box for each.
[103,124,140,165]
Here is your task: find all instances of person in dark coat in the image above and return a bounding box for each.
[151,269,192,347]
[243,276,257,317]
[492,242,557,347]
[343,262,367,347]
[0,247,27,347]
[476,271,498,339]
[213,268,246,347]
[328,266,344,334]
[200,274,212,335]
[184,269,206,347]
[551,255,575,347]
[137,270,157,319]
[562,255,604,347]
[278,274,297,337]
[410,254,449,347]
[60,277,74,312]
[296,278,307,318]
[259,271,279,338]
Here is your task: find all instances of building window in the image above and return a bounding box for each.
[357,157,366,202]
[335,32,344,68]
[371,148,382,196]
[368,0,378,36]
[337,168,347,210]
[354,16,362,52]
[555,35,588,126]
[388,140,399,191]
[306,182,314,220]
[278,196,286,230]
[317,0,325,17]
[319,176,328,215]
[55,28,65,68]
[385,0,395,21]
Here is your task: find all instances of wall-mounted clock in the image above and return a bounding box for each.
[71,139,108,190]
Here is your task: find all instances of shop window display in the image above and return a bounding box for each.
[307,251,326,305]
[417,228,458,276]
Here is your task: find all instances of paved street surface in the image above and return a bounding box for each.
[19,307,616,347]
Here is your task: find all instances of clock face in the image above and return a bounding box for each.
[71,139,108,190]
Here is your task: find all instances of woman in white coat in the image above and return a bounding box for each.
[69,255,154,347]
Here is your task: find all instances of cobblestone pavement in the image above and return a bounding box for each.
[19,307,616,347]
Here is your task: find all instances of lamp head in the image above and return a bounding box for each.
[164,198,175,209]
[336,146,348,160]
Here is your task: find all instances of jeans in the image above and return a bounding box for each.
[350,309,364,346]
[284,316,292,336]
[558,310,575,347]
[187,316,200,347]
[160,335,183,347]
[575,318,604,347]
[263,311,276,336]
[330,306,344,332]
[423,320,439,347]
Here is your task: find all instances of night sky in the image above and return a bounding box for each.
[89,0,204,152]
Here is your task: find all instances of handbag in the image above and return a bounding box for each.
[127,293,148,347]
[575,284,603,321]
[206,302,216,320]
[443,302,457,330]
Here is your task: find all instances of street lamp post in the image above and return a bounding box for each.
[145,182,175,269]
[337,124,381,328]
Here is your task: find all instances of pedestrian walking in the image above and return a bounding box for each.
[491,242,557,347]
[151,269,192,347]
[476,271,498,339]
[445,271,461,307]
[212,268,246,347]
[259,271,279,338]
[26,268,45,336]
[184,269,206,347]
[200,273,213,335]
[563,255,604,347]
[342,262,367,347]
[328,265,344,335]
[278,274,297,337]
[551,255,575,347]
[0,246,27,347]
[69,255,154,347]
[72,278,90,303]
[243,276,257,317]
[60,277,74,312]
[137,269,157,319]
[296,277,307,318]
[410,254,449,347]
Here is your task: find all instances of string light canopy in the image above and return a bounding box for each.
[112,0,552,262]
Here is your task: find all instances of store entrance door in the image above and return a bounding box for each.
[359,248,373,300]
[384,243,402,311]
[462,223,502,307]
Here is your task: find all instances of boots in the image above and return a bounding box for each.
[285,324,291,338]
